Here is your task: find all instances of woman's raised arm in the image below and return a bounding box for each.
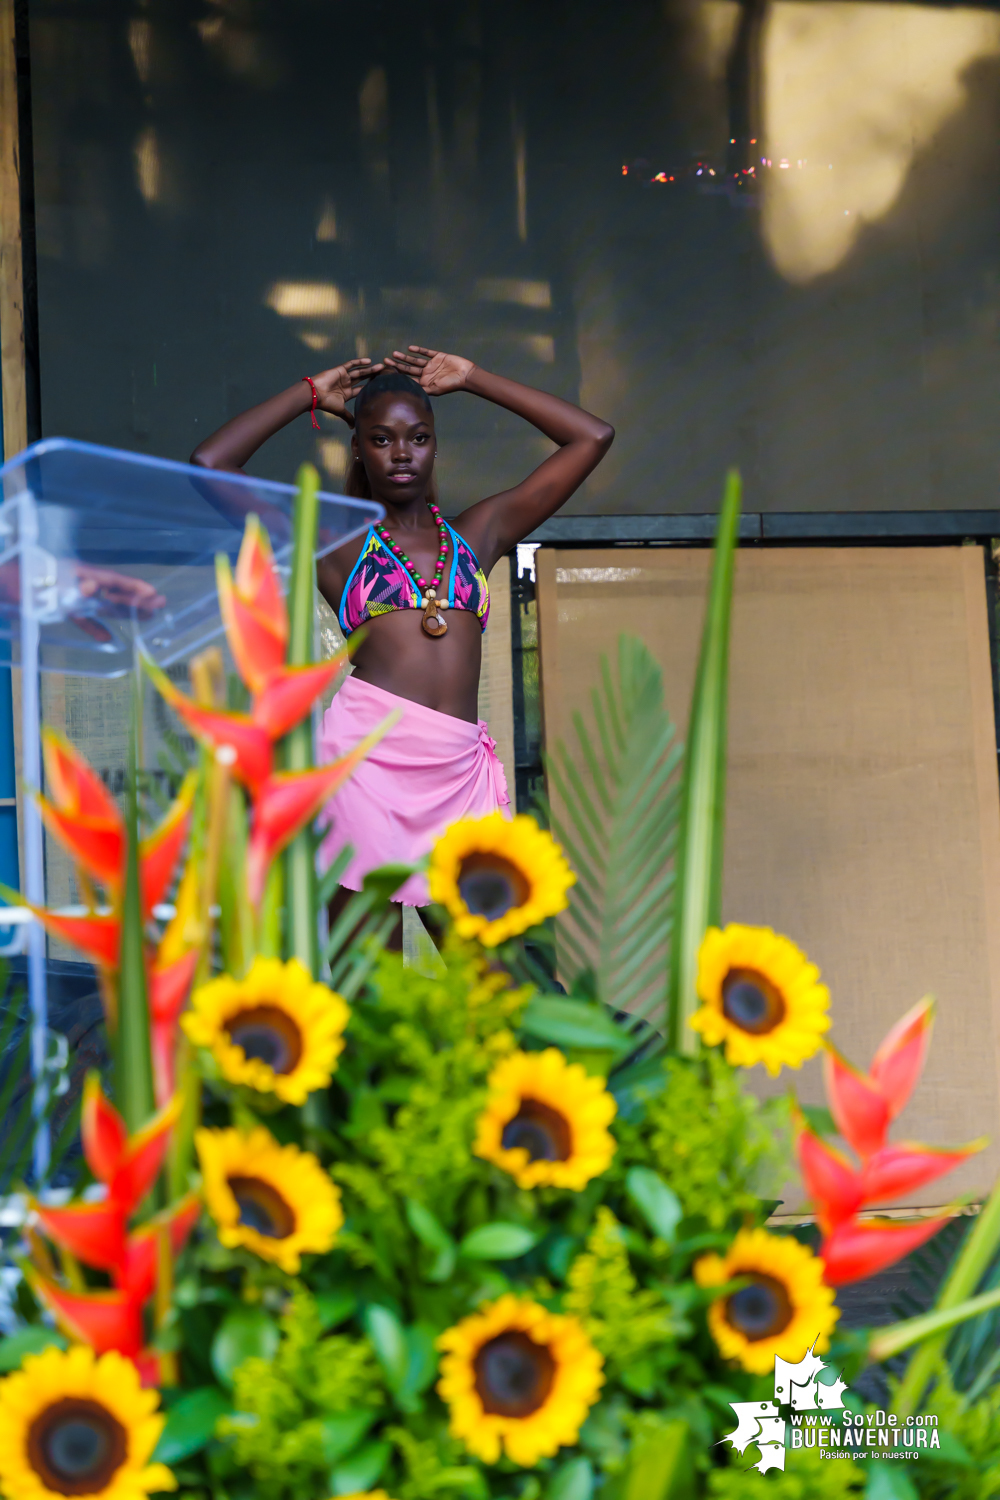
[383,346,614,572]
[190,358,382,472]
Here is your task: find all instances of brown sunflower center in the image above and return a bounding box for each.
[458,853,530,922]
[474,1330,556,1417]
[501,1098,572,1162]
[27,1399,127,1496]
[225,1005,303,1074]
[228,1175,296,1239]
[721,968,786,1035]
[725,1273,794,1342]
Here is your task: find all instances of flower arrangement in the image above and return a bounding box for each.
[3,468,1000,1499]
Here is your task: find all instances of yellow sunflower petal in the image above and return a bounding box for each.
[689,924,831,1076]
[196,1125,342,1273]
[182,956,349,1104]
[0,1346,175,1500]
[428,813,576,947]
[694,1227,839,1375]
[474,1049,616,1190]
[437,1294,604,1466]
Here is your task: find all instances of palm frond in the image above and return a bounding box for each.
[546,634,682,1031]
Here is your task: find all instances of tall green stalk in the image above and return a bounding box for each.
[893,1184,1000,1417]
[284,463,321,975]
[667,470,742,1054]
[116,691,156,1133]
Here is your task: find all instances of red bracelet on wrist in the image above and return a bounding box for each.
[302,376,320,430]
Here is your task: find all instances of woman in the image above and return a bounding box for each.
[191,345,613,907]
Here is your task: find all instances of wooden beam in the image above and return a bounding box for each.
[0,0,26,460]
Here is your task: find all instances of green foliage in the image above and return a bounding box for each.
[215,1289,384,1500]
[706,1448,864,1497]
[904,1365,1000,1498]
[669,471,742,1052]
[636,1053,791,1230]
[564,1208,685,1381]
[546,634,682,1031]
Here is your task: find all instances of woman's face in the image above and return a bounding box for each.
[352,392,435,504]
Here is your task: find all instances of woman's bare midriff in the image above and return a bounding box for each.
[344,607,484,723]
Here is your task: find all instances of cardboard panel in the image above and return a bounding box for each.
[537,545,1000,1207]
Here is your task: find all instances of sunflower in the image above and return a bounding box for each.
[182,957,348,1104]
[196,1126,342,1273]
[437,1294,604,1466]
[428,813,575,946]
[690,924,831,1075]
[474,1050,616,1190]
[694,1227,839,1375]
[0,1345,176,1500]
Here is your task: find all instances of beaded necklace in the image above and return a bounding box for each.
[374,498,450,637]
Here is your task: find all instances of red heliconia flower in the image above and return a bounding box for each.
[216,516,288,695]
[823,998,935,1160]
[36,729,125,890]
[149,950,200,1104]
[35,798,124,894]
[119,1193,202,1302]
[27,907,121,968]
[861,1140,985,1205]
[139,770,196,919]
[822,1049,890,1163]
[796,998,985,1286]
[31,1276,144,1358]
[820,1215,955,1287]
[32,1199,127,1274]
[795,1121,863,1231]
[245,718,398,905]
[250,655,348,740]
[142,658,274,792]
[82,1076,181,1215]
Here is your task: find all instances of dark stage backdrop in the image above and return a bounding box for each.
[26,0,1000,514]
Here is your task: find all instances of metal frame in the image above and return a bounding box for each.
[524,510,1000,547]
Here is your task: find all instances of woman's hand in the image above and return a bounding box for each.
[384,346,474,396]
[311,357,385,425]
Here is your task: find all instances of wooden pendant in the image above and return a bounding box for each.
[422,597,448,637]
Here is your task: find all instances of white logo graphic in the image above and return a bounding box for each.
[722,1343,847,1474]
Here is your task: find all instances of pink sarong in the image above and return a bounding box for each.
[317,676,511,906]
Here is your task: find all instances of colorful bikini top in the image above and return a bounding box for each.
[339,521,490,636]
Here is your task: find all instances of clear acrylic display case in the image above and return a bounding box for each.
[0,438,380,1176]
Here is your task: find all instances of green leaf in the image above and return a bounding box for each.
[520,996,631,1054]
[865,1469,918,1500]
[116,692,156,1133]
[668,470,741,1053]
[610,1055,668,1122]
[315,1291,356,1332]
[549,635,683,1030]
[329,1438,390,1494]
[870,1282,1000,1363]
[623,1418,692,1500]
[459,1223,540,1260]
[285,462,321,974]
[547,1456,594,1500]
[363,1304,408,1387]
[625,1167,683,1244]
[153,1388,231,1463]
[405,1197,454,1258]
[319,1409,379,1465]
[801,1104,838,1138]
[210,1308,280,1388]
[397,1323,439,1403]
[0,1327,66,1372]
